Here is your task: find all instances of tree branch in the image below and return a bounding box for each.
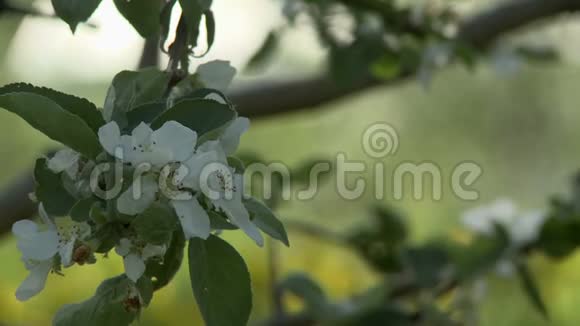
[0,0,579,238]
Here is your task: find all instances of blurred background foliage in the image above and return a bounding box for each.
[1,0,580,325]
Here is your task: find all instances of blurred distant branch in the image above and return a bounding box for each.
[234,0,580,118]
[1,0,580,237]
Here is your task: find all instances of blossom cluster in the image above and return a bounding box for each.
[462,198,547,276]
[11,61,266,303]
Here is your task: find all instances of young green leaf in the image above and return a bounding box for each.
[178,0,203,46]
[51,0,102,33]
[0,83,104,132]
[0,93,101,158]
[53,276,140,326]
[103,69,171,126]
[113,0,161,38]
[201,10,216,57]
[152,99,235,137]
[188,235,252,326]
[146,230,186,291]
[244,197,289,246]
[132,203,178,245]
[516,261,549,319]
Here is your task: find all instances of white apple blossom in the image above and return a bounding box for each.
[98,120,197,169]
[462,199,547,276]
[196,60,236,92]
[174,117,263,246]
[115,238,167,282]
[462,198,517,236]
[462,199,546,246]
[97,116,260,245]
[12,203,90,301]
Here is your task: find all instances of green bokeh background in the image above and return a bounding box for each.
[2,1,580,325]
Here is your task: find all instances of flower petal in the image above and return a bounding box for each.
[59,237,77,267]
[213,175,262,246]
[178,150,219,191]
[131,122,153,146]
[12,220,38,238]
[152,121,197,162]
[16,229,59,261]
[47,149,80,175]
[204,92,227,104]
[15,260,53,302]
[142,244,167,261]
[171,198,211,240]
[196,60,236,91]
[124,254,146,282]
[220,117,249,155]
[98,121,122,157]
[117,175,158,215]
[214,198,263,246]
[115,238,133,257]
[38,203,54,227]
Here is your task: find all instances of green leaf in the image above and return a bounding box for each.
[104,69,171,127]
[132,203,178,245]
[516,261,549,319]
[245,30,279,72]
[0,92,101,158]
[34,158,76,217]
[403,246,449,288]
[188,235,252,326]
[53,276,140,326]
[0,83,104,132]
[538,217,580,259]
[451,234,509,281]
[151,98,235,137]
[209,211,238,230]
[178,0,203,46]
[125,101,166,131]
[70,198,97,222]
[280,273,327,316]
[51,0,102,33]
[113,0,161,38]
[136,277,154,306]
[147,230,186,290]
[244,197,289,246]
[201,10,216,56]
[91,222,122,253]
